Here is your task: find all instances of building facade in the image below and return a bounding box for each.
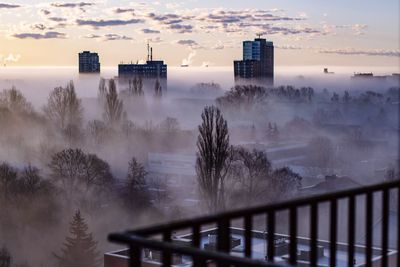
[118,60,167,78]
[78,51,100,73]
[234,37,274,83]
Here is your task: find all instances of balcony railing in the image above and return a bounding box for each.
[109,180,400,267]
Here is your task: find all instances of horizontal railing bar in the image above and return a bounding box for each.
[109,233,289,267]
[122,181,399,236]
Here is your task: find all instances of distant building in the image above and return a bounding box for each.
[78,51,100,73]
[118,44,167,78]
[234,36,274,83]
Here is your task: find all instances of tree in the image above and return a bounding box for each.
[0,246,11,267]
[44,81,83,131]
[55,210,100,267]
[159,117,180,133]
[307,136,334,170]
[97,78,107,103]
[0,87,33,115]
[154,79,162,98]
[270,167,302,200]
[103,79,124,127]
[216,85,267,111]
[123,158,150,209]
[196,106,231,212]
[15,165,52,197]
[229,148,272,206]
[87,120,108,146]
[49,149,113,201]
[0,162,17,201]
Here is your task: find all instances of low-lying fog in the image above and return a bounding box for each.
[0,65,398,267]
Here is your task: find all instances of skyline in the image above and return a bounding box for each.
[0,0,399,67]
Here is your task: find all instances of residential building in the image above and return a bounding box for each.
[78,51,100,73]
[234,37,274,83]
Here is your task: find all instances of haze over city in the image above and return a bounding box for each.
[0,1,399,267]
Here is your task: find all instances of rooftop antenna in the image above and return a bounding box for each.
[147,41,150,62]
[150,47,153,61]
[257,33,262,39]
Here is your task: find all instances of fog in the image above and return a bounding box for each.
[0,65,399,266]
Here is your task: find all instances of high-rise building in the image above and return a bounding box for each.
[78,51,100,73]
[118,44,167,78]
[234,37,274,82]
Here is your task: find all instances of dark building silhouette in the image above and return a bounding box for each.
[118,44,167,78]
[234,37,274,83]
[78,51,100,73]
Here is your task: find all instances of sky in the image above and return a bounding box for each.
[0,0,399,67]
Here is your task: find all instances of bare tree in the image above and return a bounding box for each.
[0,162,17,201]
[49,149,113,201]
[159,117,180,133]
[0,87,33,114]
[44,81,83,131]
[228,147,272,206]
[103,79,124,127]
[97,78,107,103]
[196,106,231,212]
[270,167,302,200]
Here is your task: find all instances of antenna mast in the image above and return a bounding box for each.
[147,41,150,61]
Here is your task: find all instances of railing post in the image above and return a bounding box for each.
[330,199,338,267]
[365,192,373,267]
[244,214,253,258]
[347,195,356,267]
[267,211,275,262]
[310,203,318,266]
[129,245,141,267]
[289,207,297,265]
[381,188,389,267]
[217,217,230,267]
[163,230,172,267]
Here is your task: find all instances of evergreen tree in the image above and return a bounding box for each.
[55,210,100,267]
[0,246,11,267]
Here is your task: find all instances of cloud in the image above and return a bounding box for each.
[212,41,224,50]
[176,39,198,47]
[0,3,20,8]
[31,24,47,31]
[12,31,67,39]
[114,8,135,14]
[148,37,162,43]
[168,24,193,33]
[48,17,67,22]
[40,9,51,15]
[142,28,160,34]
[319,48,400,57]
[83,33,133,41]
[276,45,303,50]
[51,2,94,8]
[76,18,144,28]
[103,34,133,41]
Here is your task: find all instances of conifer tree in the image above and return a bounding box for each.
[55,210,100,267]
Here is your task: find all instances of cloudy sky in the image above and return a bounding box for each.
[0,0,399,67]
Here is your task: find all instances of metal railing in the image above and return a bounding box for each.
[109,180,400,267]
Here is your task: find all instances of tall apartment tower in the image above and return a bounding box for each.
[79,51,100,73]
[234,37,274,83]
